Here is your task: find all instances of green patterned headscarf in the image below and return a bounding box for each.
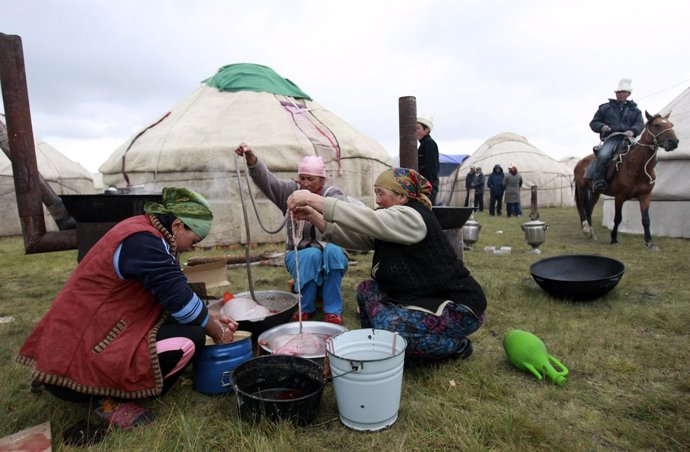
[374,167,433,210]
[144,187,213,239]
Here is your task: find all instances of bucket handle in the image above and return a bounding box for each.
[327,360,364,381]
[221,371,233,388]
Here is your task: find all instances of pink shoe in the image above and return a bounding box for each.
[93,398,154,430]
[325,313,342,325]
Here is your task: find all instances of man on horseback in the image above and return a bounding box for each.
[589,78,644,191]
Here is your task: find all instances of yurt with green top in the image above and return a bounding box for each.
[99,63,392,246]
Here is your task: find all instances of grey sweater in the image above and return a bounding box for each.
[247,158,346,250]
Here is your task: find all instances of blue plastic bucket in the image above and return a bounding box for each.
[194,331,253,395]
[326,328,407,431]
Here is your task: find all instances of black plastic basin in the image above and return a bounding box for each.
[530,255,625,301]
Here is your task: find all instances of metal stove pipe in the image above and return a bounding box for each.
[398,96,418,170]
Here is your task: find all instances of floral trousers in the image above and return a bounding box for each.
[355,279,485,360]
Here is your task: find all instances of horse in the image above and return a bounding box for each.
[574,111,679,250]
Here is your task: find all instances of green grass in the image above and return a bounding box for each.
[1,205,689,451]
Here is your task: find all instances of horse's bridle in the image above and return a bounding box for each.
[632,118,676,184]
[638,118,675,151]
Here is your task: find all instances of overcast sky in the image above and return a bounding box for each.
[3,0,689,173]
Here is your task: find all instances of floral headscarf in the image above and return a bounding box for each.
[144,187,213,239]
[374,167,432,210]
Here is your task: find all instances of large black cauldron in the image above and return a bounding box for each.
[432,206,474,230]
[530,255,625,301]
[60,194,163,261]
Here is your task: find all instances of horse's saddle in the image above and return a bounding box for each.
[584,137,634,181]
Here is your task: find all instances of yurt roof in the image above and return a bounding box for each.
[455,132,574,207]
[464,132,570,176]
[98,64,392,246]
[204,63,311,100]
[559,155,583,171]
[99,64,390,176]
[1,114,94,237]
[1,114,93,186]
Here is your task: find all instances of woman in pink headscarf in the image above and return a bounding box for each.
[287,167,486,366]
[234,143,349,325]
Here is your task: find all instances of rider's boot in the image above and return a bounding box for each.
[593,179,607,192]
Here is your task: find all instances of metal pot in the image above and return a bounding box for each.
[462,219,481,245]
[258,321,348,367]
[521,220,548,251]
[233,290,298,339]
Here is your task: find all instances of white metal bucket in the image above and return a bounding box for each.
[326,328,407,431]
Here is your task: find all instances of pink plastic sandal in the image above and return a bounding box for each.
[325,313,342,325]
[93,398,154,430]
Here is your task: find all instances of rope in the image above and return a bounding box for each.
[234,154,261,301]
[234,153,287,235]
[643,151,658,185]
[289,212,304,334]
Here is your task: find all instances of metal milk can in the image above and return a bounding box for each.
[462,217,481,248]
[521,220,548,253]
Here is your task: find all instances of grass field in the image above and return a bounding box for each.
[1,205,688,451]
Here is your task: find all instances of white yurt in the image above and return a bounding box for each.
[452,132,574,209]
[0,114,95,236]
[559,155,583,172]
[602,86,690,238]
[99,63,392,247]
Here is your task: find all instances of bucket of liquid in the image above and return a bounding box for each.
[326,328,407,431]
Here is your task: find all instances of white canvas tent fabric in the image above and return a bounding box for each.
[99,66,392,246]
[452,132,574,209]
[1,114,95,236]
[602,86,690,238]
[559,156,583,172]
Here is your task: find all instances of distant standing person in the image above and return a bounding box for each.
[588,78,644,191]
[487,164,505,216]
[463,165,476,207]
[416,114,440,205]
[504,164,523,217]
[471,167,485,212]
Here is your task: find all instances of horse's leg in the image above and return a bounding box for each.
[576,184,590,237]
[587,189,598,240]
[639,194,658,251]
[576,184,595,239]
[610,196,624,244]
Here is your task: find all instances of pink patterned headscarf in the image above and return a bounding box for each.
[298,156,326,178]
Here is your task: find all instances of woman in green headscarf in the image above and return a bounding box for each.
[287,168,487,366]
[17,187,237,431]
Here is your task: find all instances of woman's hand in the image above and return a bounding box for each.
[291,205,326,231]
[206,311,239,345]
[287,189,314,210]
[288,189,325,213]
[234,142,257,166]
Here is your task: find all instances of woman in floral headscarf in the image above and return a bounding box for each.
[17,187,237,430]
[287,168,486,366]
